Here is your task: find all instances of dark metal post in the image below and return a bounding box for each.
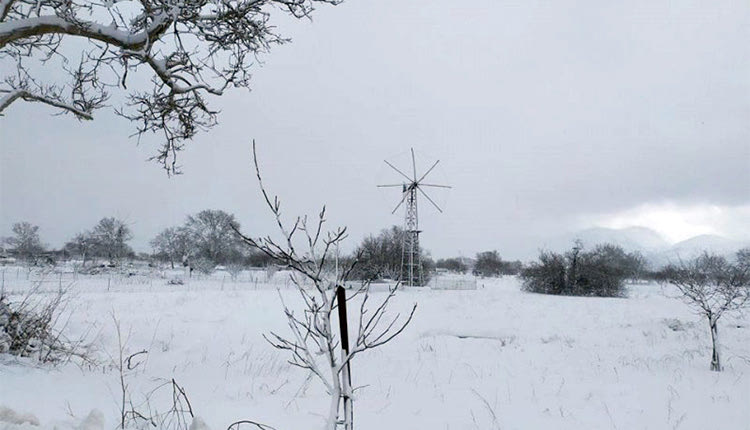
[336,285,353,429]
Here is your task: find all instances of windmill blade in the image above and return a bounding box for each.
[416,160,440,184]
[416,186,443,213]
[420,183,453,189]
[391,191,409,214]
[411,148,417,181]
[376,184,404,188]
[384,160,413,182]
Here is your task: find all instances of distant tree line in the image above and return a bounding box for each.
[2,211,274,271]
[0,218,574,285]
[2,218,136,266]
[9,216,734,307]
[472,251,523,277]
[433,252,523,277]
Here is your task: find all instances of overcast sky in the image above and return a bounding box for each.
[1,0,749,260]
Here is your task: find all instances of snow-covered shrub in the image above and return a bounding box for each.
[190,258,216,275]
[0,289,89,363]
[0,406,41,427]
[663,318,692,332]
[225,263,245,281]
[521,243,636,297]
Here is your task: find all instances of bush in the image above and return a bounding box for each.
[351,226,411,281]
[0,289,89,363]
[521,243,636,297]
[190,257,216,275]
[521,251,567,295]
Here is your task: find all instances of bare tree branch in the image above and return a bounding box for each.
[0,88,93,119]
[1,0,342,174]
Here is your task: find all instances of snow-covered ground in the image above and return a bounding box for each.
[1,268,749,429]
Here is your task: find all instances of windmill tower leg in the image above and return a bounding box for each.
[401,187,424,287]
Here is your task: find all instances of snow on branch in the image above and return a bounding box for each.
[0,88,93,119]
[0,0,341,174]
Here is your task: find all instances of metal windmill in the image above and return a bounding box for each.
[378,148,451,286]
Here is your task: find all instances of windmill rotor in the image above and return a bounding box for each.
[377,148,451,286]
[418,183,452,189]
[417,160,440,183]
[383,160,413,183]
[417,186,443,213]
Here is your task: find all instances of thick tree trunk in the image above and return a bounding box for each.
[709,317,722,372]
[324,308,341,430]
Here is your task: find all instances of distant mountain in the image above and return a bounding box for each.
[538,226,669,256]
[660,235,749,262]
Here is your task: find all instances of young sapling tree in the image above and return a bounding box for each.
[233,141,416,430]
[659,250,750,371]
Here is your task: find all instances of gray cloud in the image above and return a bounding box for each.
[2,0,748,260]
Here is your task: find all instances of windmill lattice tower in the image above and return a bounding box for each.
[378,149,451,286]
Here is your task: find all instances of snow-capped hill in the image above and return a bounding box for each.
[638,235,749,267]
[668,235,748,258]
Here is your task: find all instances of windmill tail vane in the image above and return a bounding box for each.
[377,148,451,287]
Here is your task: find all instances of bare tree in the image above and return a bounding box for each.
[150,226,191,268]
[659,250,750,371]
[0,0,341,173]
[184,209,243,265]
[233,142,416,430]
[64,231,95,267]
[90,217,134,265]
[4,221,45,261]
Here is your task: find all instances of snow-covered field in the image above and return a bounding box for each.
[1,268,749,429]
